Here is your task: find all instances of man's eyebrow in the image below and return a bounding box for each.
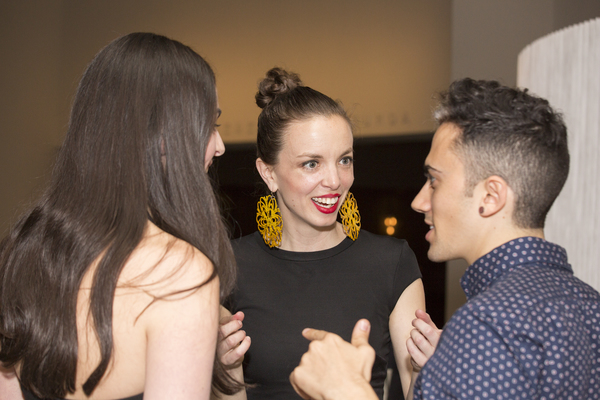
[423,164,441,176]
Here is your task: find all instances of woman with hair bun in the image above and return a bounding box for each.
[0,33,242,400]
[221,68,425,399]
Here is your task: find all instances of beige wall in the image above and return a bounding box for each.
[56,0,451,142]
[0,0,452,233]
[3,1,598,318]
[0,1,64,233]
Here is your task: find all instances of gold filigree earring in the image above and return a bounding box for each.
[339,192,361,241]
[257,194,282,248]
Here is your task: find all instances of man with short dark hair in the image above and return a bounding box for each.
[290,78,600,399]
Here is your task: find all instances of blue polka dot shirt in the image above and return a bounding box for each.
[413,237,600,399]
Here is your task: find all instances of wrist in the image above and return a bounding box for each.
[324,378,377,400]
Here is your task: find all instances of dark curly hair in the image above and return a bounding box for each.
[435,78,569,229]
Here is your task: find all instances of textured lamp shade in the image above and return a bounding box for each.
[517,18,600,291]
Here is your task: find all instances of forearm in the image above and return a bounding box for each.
[406,369,419,400]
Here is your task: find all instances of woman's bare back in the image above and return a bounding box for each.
[65,222,219,399]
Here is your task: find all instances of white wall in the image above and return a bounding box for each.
[518,18,600,292]
[445,0,600,321]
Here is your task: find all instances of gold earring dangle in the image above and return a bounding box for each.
[257,194,282,248]
[339,192,361,241]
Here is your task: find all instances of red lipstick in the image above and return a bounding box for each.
[311,194,340,214]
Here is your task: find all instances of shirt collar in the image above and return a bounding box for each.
[460,236,571,299]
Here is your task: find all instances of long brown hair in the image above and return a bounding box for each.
[0,33,237,397]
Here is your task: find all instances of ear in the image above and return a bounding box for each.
[256,158,278,193]
[478,175,509,217]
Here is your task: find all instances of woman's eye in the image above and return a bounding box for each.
[303,160,318,169]
[340,156,353,165]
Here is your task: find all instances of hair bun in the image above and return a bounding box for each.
[256,67,303,109]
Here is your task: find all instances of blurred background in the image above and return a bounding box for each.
[1,0,599,334]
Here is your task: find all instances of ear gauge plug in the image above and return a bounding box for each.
[479,207,485,214]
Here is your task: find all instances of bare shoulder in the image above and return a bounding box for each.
[68,222,219,399]
[114,223,220,399]
[119,222,217,298]
[115,222,220,347]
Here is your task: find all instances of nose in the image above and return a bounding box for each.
[322,164,341,190]
[214,130,225,158]
[411,181,431,214]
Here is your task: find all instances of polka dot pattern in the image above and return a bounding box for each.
[414,237,600,399]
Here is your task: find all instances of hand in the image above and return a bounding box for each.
[406,309,441,371]
[289,319,378,400]
[218,307,251,369]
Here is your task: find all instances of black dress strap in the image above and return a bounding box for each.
[21,386,143,400]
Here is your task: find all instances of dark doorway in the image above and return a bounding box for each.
[214,133,445,326]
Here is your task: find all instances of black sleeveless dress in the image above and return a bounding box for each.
[21,387,143,400]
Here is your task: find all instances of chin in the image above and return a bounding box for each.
[427,246,449,263]
[309,218,338,230]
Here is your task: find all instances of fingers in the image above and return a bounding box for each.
[351,319,375,382]
[218,328,247,352]
[218,326,250,366]
[406,336,429,369]
[303,319,371,345]
[409,325,436,357]
[302,327,330,341]
[412,311,441,348]
[415,309,432,325]
[218,310,250,367]
[219,312,244,339]
[220,335,251,366]
[291,320,377,400]
[350,319,371,347]
[230,310,245,322]
[414,309,439,334]
[219,310,244,326]
[407,310,442,370]
[291,331,343,400]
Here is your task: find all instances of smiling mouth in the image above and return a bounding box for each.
[424,221,434,241]
[311,196,339,209]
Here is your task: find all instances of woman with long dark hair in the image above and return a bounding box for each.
[0,32,239,400]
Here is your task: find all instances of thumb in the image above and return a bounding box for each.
[351,319,371,347]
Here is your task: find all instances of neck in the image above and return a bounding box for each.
[279,222,347,252]
[465,225,545,265]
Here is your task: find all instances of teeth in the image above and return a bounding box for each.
[429,226,434,230]
[312,197,338,206]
